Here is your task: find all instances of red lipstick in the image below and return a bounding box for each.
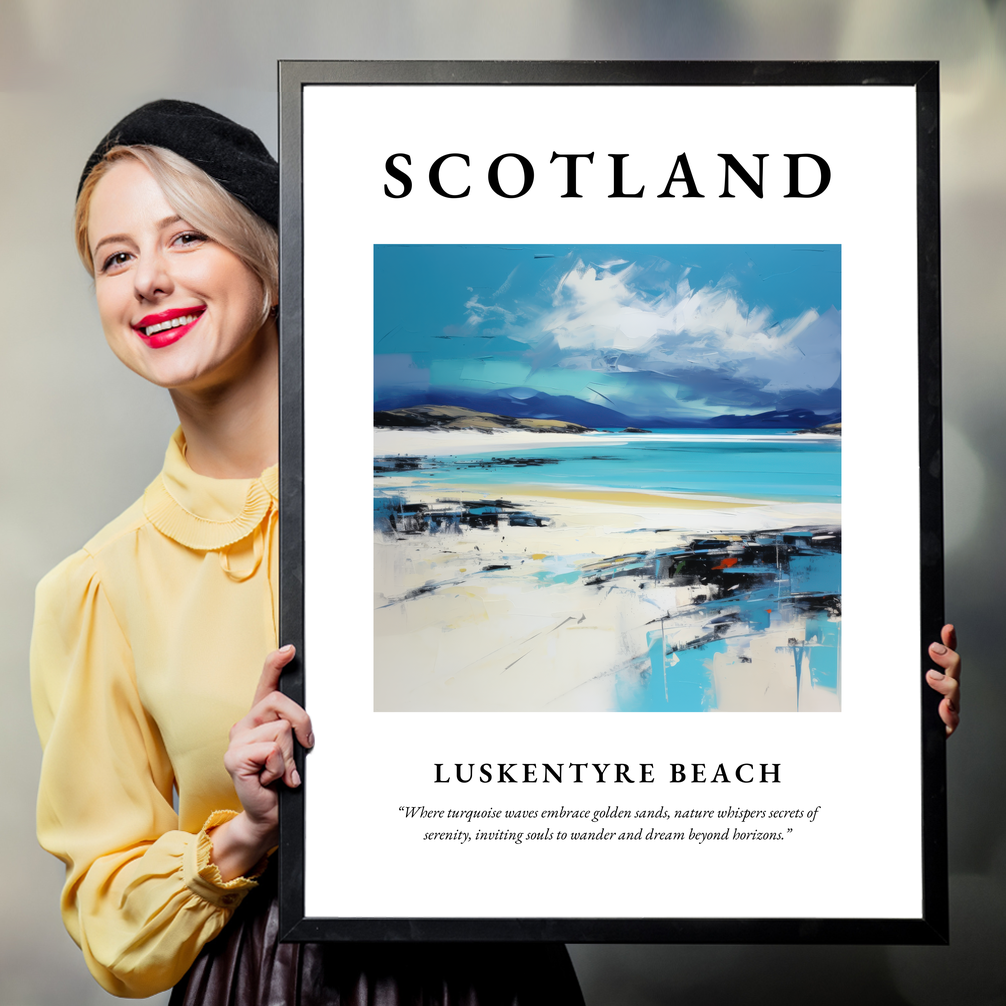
[132,306,206,349]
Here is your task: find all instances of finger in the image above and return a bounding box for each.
[230,695,313,752]
[926,669,960,706]
[258,742,287,787]
[926,671,961,737]
[941,624,957,653]
[939,697,960,737]
[245,690,314,749]
[928,641,961,680]
[233,720,301,788]
[224,739,287,786]
[252,645,296,707]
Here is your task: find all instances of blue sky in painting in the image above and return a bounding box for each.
[374,245,841,424]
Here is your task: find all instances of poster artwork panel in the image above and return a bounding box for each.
[373,244,841,713]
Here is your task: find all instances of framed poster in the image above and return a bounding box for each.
[277,61,946,943]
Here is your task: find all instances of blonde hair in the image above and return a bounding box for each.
[75,145,278,322]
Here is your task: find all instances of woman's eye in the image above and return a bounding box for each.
[173,231,208,248]
[101,251,132,273]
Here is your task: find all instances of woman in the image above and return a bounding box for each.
[31,100,585,1003]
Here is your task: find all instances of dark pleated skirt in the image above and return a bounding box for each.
[169,869,584,1006]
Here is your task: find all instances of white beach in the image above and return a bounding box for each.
[375,427,841,458]
[374,467,841,713]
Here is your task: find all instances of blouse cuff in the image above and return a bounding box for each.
[183,810,269,909]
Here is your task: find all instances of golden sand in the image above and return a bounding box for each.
[479,484,760,509]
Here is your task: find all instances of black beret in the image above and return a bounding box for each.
[78,99,278,228]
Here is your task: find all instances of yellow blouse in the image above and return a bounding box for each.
[31,428,279,998]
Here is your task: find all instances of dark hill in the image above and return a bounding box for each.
[374,389,839,431]
[374,405,593,434]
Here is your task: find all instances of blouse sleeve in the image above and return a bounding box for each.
[31,549,262,998]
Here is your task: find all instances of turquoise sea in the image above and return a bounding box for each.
[374,430,841,504]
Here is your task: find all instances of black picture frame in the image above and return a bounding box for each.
[277,60,945,944]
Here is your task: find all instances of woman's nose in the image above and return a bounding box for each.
[133,249,173,302]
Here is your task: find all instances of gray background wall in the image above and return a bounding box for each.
[1,2,1002,1003]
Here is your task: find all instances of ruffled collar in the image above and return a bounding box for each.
[143,428,278,551]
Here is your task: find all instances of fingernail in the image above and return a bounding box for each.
[306,732,315,748]
[928,670,944,680]
[280,644,295,654]
[292,768,301,787]
[931,643,947,655]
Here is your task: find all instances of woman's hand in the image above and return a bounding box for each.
[926,624,961,738]
[209,645,314,881]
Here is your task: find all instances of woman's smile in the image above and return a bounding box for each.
[133,306,207,348]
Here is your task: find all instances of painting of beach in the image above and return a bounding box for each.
[374,245,841,713]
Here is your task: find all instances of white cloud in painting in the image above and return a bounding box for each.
[462,291,517,331]
[492,265,520,300]
[506,261,840,396]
